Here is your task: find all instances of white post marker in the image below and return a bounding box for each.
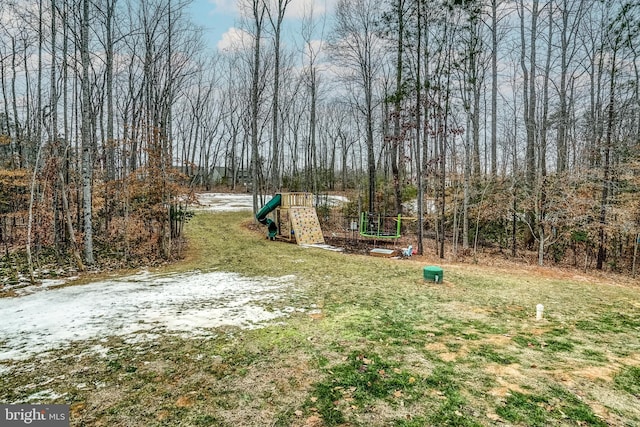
[536,304,544,321]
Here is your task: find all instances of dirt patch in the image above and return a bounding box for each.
[175,394,196,408]
[216,355,318,427]
[485,363,525,379]
[297,415,323,427]
[571,366,616,382]
[483,334,513,347]
[324,236,402,256]
[440,301,491,320]
[488,384,527,397]
[424,342,469,362]
[485,364,528,397]
[439,352,465,362]
[620,353,640,366]
[425,342,449,353]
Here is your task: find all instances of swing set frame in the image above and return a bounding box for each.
[359,212,402,239]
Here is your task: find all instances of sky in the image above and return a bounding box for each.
[187,0,238,50]
[186,0,335,51]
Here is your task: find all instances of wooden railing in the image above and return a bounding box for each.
[279,192,314,208]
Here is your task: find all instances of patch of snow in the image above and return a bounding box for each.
[39,278,69,288]
[404,198,437,215]
[123,333,162,344]
[84,344,110,358]
[194,192,348,212]
[195,193,266,212]
[282,306,307,313]
[315,194,349,206]
[24,389,66,403]
[14,277,81,297]
[300,244,344,252]
[0,271,295,361]
[3,274,82,297]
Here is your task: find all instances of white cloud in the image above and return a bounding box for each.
[285,0,334,19]
[303,39,325,60]
[230,0,337,20]
[217,27,253,52]
[208,0,238,14]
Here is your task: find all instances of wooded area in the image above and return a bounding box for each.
[0,0,639,281]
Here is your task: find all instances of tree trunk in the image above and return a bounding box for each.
[105,0,116,181]
[392,0,405,215]
[415,0,424,255]
[520,0,538,249]
[366,85,375,214]
[250,1,265,216]
[50,0,58,142]
[310,68,318,195]
[11,36,23,167]
[463,116,470,249]
[36,0,43,166]
[59,171,85,271]
[267,0,291,192]
[538,224,545,265]
[490,0,498,177]
[633,233,639,278]
[26,147,43,284]
[81,0,95,265]
[597,48,616,270]
[557,1,569,173]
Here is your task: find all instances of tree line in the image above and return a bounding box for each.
[0,0,639,280]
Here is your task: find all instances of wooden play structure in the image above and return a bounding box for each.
[256,192,325,245]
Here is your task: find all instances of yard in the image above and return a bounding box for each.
[1,203,639,426]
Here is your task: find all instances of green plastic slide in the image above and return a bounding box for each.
[256,194,282,239]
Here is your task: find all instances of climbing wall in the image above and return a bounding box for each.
[289,207,325,245]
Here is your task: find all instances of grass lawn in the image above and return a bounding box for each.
[2,210,640,426]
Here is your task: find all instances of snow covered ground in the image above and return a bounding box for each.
[195,192,261,212]
[195,192,349,212]
[0,193,344,363]
[0,271,296,361]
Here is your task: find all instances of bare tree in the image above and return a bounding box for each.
[596,3,632,270]
[555,0,587,173]
[300,4,324,194]
[265,0,292,191]
[518,0,539,249]
[80,0,95,265]
[490,0,500,177]
[329,0,385,214]
[246,0,267,214]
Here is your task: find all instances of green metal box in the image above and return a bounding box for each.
[423,266,443,283]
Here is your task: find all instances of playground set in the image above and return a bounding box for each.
[255,192,325,245]
[255,192,405,246]
[255,192,443,282]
